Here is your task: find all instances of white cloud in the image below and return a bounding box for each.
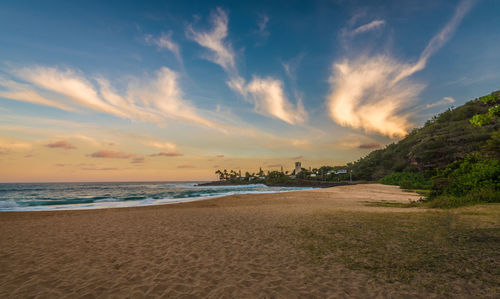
[145,31,182,63]
[186,7,236,74]
[228,76,307,125]
[131,67,217,128]
[425,96,455,109]
[16,67,128,118]
[0,90,75,112]
[255,14,270,41]
[8,66,220,129]
[393,0,475,83]
[257,14,269,33]
[188,8,308,125]
[350,19,385,36]
[142,140,177,151]
[327,0,474,138]
[0,78,76,112]
[281,53,304,82]
[328,56,422,137]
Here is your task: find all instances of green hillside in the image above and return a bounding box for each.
[350,91,500,181]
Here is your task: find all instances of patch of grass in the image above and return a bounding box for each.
[295,207,500,296]
[362,201,423,208]
[426,195,477,209]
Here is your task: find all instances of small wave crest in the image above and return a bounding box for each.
[93,197,120,203]
[0,199,20,209]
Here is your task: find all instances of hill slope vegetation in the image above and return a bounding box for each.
[350,91,500,181]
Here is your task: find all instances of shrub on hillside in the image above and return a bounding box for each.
[379,172,433,190]
[430,154,500,206]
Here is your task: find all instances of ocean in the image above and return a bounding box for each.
[0,182,313,212]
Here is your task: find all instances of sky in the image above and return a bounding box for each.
[0,0,499,182]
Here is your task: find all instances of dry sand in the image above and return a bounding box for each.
[0,184,439,298]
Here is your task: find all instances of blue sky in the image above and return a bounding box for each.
[0,0,499,181]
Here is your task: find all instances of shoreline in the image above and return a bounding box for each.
[197,179,359,188]
[0,187,316,213]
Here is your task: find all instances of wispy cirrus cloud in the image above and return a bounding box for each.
[89,150,135,159]
[393,0,476,83]
[0,78,76,112]
[188,8,307,125]
[145,31,182,63]
[186,7,236,74]
[142,140,177,151]
[46,140,76,150]
[254,14,270,42]
[350,19,385,36]
[425,96,455,109]
[327,0,475,138]
[16,67,128,118]
[228,76,307,124]
[6,66,220,130]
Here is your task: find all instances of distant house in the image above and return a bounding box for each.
[336,169,348,174]
[310,173,317,177]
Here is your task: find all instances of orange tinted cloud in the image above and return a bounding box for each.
[46,140,76,150]
[228,76,307,125]
[131,157,145,163]
[81,167,118,171]
[327,0,474,138]
[149,152,183,157]
[358,143,381,150]
[90,150,135,159]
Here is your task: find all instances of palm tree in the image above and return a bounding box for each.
[215,169,223,181]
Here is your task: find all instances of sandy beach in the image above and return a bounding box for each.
[0,184,498,298]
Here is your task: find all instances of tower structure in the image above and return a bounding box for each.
[294,162,302,174]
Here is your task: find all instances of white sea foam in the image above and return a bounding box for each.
[0,199,20,209]
[94,197,120,203]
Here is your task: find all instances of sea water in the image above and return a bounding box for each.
[0,182,313,212]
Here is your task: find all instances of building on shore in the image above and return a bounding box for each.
[294,162,302,175]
